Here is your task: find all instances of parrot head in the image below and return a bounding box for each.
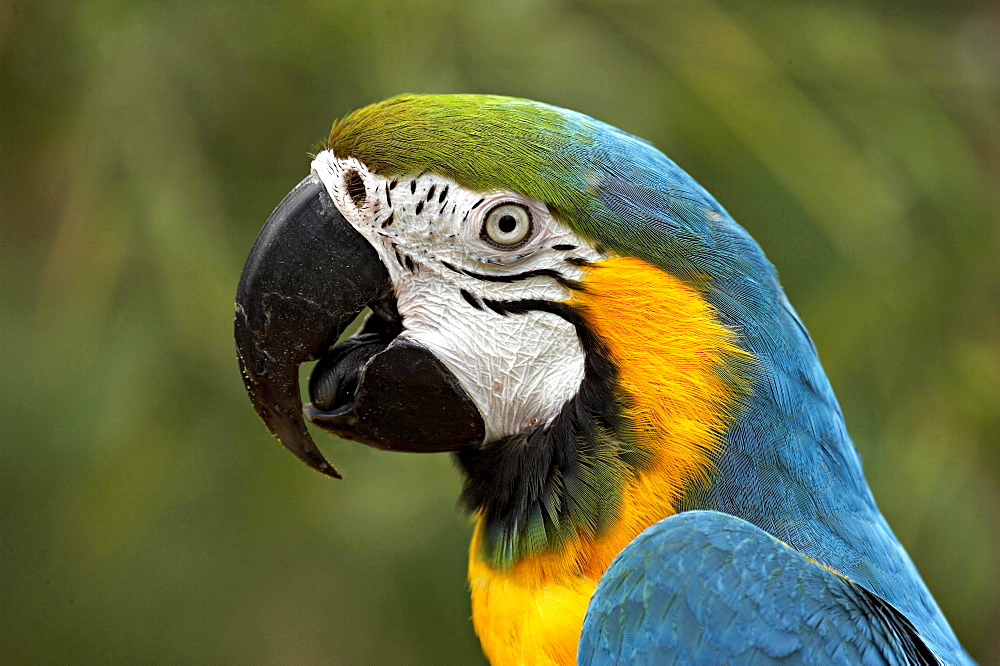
[235,94,763,568]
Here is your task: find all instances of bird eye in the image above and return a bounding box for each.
[481,203,532,248]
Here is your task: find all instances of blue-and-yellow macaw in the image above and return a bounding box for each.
[235,94,971,664]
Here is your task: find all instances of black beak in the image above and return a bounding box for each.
[235,174,485,478]
[235,174,389,477]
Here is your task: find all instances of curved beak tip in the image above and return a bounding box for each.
[291,444,342,479]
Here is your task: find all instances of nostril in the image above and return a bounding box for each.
[344,170,366,208]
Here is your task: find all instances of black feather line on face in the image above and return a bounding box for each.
[456,299,648,570]
[461,267,584,292]
[459,289,483,310]
[482,299,507,316]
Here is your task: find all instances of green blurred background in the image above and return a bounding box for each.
[3,0,998,663]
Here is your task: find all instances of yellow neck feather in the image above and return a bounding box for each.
[468,256,751,665]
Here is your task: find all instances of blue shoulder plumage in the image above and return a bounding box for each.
[580,511,942,665]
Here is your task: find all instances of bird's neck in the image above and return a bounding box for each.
[463,256,754,665]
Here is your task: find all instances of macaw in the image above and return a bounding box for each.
[234,94,972,664]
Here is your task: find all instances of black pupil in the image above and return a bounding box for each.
[498,214,517,234]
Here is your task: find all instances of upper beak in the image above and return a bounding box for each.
[234,174,391,478]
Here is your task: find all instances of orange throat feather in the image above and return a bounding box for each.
[467,256,753,665]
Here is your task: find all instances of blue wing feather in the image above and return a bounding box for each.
[580,511,942,665]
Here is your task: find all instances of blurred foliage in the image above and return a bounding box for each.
[2,0,998,663]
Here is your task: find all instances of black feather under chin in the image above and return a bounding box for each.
[455,300,651,569]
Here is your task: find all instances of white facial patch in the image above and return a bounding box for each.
[311,150,604,443]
